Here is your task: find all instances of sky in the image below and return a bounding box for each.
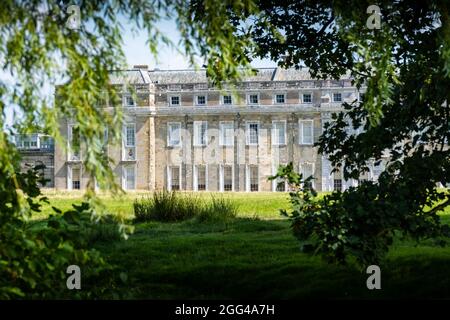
[4,17,277,128]
[121,18,276,69]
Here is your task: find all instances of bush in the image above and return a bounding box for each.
[196,196,238,223]
[270,163,450,267]
[133,191,238,223]
[134,190,199,222]
[0,165,128,299]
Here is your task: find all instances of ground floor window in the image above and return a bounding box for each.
[275,180,285,192]
[123,165,136,190]
[68,165,81,190]
[334,179,342,192]
[273,165,286,192]
[195,165,207,191]
[222,165,233,191]
[248,165,259,192]
[168,166,181,191]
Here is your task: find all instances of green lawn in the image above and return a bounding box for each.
[35,191,450,299]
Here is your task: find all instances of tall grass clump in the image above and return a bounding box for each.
[134,190,200,222]
[133,191,238,223]
[196,196,238,223]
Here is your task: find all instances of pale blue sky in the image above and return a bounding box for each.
[4,18,276,128]
[121,18,276,69]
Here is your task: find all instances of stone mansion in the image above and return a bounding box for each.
[53,66,384,192]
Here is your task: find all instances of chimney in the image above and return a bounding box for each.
[133,65,148,70]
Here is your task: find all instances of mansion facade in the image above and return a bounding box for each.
[54,66,384,192]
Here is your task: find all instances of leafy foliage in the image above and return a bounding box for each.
[0,164,126,299]
[0,0,258,299]
[271,163,450,267]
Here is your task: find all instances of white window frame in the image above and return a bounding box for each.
[122,164,136,190]
[195,94,207,106]
[166,165,182,191]
[272,164,287,192]
[219,121,234,146]
[247,93,260,105]
[245,165,259,192]
[246,121,260,146]
[272,120,287,146]
[67,164,82,190]
[67,124,81,161]
[124,123,136,147]
[193,164,208,191]
[332,92,342,103]
[167,122,182,147]
[299,120,314,145]
[219,164,234,192]
[299,162,315,188]
[169,95,181,106]
[221,95,233,105]
[123,94,135,107]
[122,123,136,161]
[193,121,208,147]
[302,92,313,104]
[274,93,286,104]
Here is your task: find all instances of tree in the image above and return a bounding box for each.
[243,0,450,265]
[0,0,258,298]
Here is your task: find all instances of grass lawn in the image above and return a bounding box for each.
[34,190,450,299]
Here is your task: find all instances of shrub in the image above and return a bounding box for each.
[134,190,200,222]
[270,163,450,267]
[196,196,238,223]
[0,165,128,299]
[133,191,238,223]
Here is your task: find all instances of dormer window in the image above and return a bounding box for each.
[302,93,312,103]
[248,94,259,105]
[196,95,207,106]
[170,95,180,106]
[275,94,285,104]
[333,92,342,102]
[222,95,232,105]
[124,95,135,107]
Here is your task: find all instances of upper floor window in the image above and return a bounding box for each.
[170,95,180,106]
[246,122,259,145]
[193,121,208,146]
[332,92,342,102]
[302,93,312,103]
[40,136,54,150]
[219,121,234,146]
[124,95,135,107]
[16,134,39,149]
[167,122,181,147]
[275,94,285,104]
[222,95,232,105]
[125,124,135,147]
[247,94,259,105]
[272,121,286,145]
[68,125,81,161]
[196,95,207,106]
[123,123,136,161]
[299,120,314,145]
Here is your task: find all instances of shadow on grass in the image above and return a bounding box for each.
[90,217,450,299]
